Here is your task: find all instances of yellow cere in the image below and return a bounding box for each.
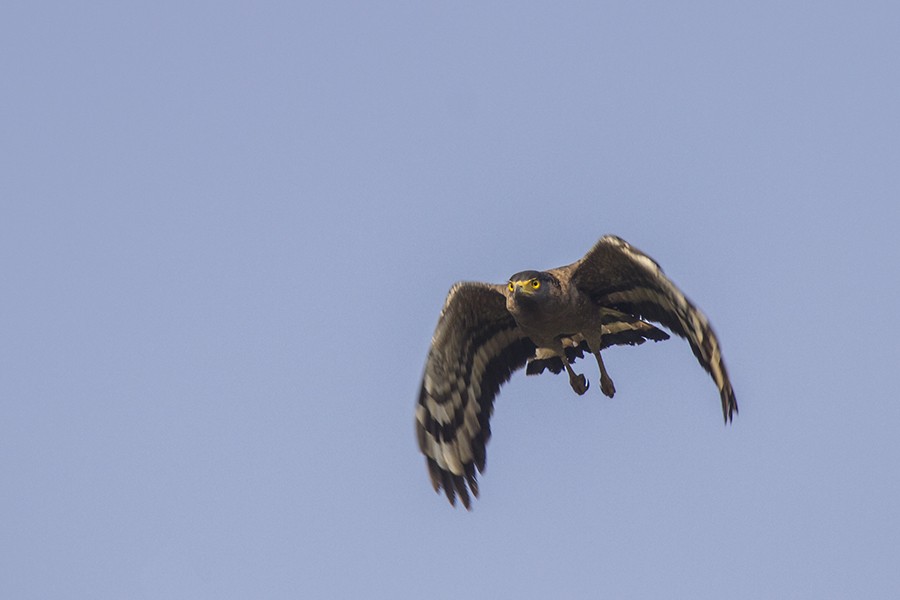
[509,279,541,291]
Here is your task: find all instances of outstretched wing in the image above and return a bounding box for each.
[569,235,737,422]
[416,282,535,509]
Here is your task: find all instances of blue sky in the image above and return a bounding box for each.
[3,2,899,598]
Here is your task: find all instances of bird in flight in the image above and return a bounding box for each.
[415,235,737,508]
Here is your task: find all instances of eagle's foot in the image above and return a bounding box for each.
[570,373,589,395]
[564,362,589,395]
[594,351,616,398]
[599,372,616,398]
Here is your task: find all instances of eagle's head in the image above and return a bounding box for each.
[504,270,562,315]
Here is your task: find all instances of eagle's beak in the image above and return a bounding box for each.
[513,282,535,296]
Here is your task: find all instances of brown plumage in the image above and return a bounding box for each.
[415,235,737,508]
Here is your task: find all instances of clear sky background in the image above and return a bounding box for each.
[3,2,899,598]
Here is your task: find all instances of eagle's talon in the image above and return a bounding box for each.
[571,373,589,395]
[563,361,589,395]
[600,374,616,398]
[594,351,616,398]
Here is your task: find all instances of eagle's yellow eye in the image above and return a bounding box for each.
[531,279,541,289]
[508,282,515,292]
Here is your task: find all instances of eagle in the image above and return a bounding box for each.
[415,235,737,508]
